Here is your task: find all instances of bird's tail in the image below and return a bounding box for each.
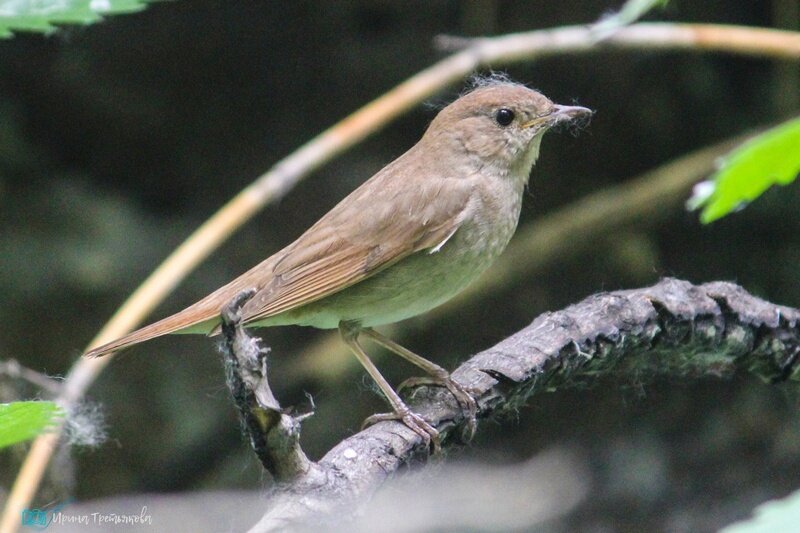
[83,309,219,358]
[83,254,277,358]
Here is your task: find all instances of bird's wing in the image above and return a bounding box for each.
[236,172,473,325]
[85,168,472,357]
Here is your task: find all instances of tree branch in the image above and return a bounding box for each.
[218,290,319,483]
[246,278,800,532]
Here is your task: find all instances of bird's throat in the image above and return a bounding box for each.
[519,133,545,184]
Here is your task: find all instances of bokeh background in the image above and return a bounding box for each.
[1,1,799,531]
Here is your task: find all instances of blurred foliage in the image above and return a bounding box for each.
[690,117,800,222]
[0,401,61,449]
[0,0,155,38]
[723,488,800,533]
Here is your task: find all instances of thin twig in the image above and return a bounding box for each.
[3,22,800,533]
[437,23,800,59]
[248,278,800,532]
[0,360,62,395]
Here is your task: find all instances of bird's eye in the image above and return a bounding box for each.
[495,108,515,127]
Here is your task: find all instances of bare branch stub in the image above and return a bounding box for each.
[248,278,800,532]
[219,289,318,483]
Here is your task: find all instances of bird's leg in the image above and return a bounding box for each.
[360,327,477,439]
[338,322,440,453]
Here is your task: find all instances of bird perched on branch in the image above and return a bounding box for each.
[86,78,591,449]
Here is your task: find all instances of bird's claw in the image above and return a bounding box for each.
[363,408,441,454]
[398,375,478,441]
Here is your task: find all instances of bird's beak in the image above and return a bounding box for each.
[522,104,593,129]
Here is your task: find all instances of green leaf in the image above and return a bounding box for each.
[0,401,63,449]
[689,117,800,223]
[593,0,669,37]
[0,0,157,38]
[721,489,800,533]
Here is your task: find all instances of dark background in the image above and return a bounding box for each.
[1,1,799,531]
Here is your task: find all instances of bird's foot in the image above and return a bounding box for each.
[398,375,477,441]
[362,407,441,454]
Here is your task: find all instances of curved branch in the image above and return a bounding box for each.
[3,21,799,533]
[249,278,800,532]
[438,23,800,60]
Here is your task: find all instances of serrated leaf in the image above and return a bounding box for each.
[688,117,800,223]
[0,0,157,38]
[0,401,63,449]
[721,488,800,533]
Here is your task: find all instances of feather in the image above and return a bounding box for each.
[84,151,471,358]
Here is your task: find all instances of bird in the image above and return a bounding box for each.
[85,79,591,448]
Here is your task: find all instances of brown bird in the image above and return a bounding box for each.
[86,80,591,446]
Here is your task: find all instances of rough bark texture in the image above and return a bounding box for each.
[235,278,800,532]
[219,290,319,483]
